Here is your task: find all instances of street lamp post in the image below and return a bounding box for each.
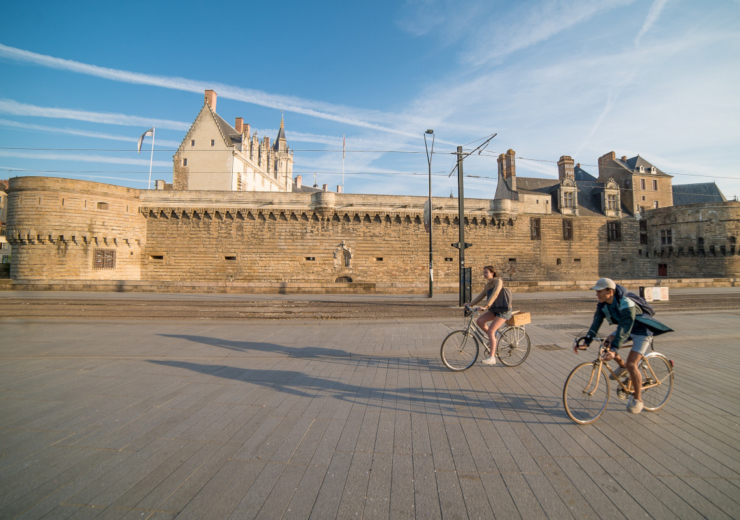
[424,129,435,298]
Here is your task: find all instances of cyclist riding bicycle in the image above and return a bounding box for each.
[465,266,512,366]
[574,278,673,414]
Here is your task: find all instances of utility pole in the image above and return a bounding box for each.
[424,130,435,298]
[456,146,466,307]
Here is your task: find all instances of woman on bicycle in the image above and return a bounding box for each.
[466,266,512,365]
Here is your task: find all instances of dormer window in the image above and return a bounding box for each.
[639,166,645,173]
[650,167,657,174]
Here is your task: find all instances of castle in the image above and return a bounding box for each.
[172,91,295,193]
[2,91,738,293]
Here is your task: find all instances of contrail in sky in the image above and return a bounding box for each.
[0,43,420,138]
[0,99,189,130]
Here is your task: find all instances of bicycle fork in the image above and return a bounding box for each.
[583,361,603,396]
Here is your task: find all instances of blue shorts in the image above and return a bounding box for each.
[494,310,513,320]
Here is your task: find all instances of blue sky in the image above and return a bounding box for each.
[0,0,739,200]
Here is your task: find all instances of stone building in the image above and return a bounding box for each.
[172,90,294,193]
[4,173,738,293]
[0,180,10,266]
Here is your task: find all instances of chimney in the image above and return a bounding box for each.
[497,149,517,191]
[621,156,627,162]
[323,184,328,192]
[598,151,616,179]
[557,155,575,181]
[295,175,302,189]
[576,163,580,168]
[243,123,250,139]
[337,185,342,193]
[204,90,217,112]
[235,117,243,133]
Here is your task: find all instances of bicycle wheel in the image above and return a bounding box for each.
[563,362,611,424]
[497,327,531,367]
[640,353,673,412]
[440,330,480,371]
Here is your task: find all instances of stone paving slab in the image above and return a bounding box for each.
[1,310,740,519]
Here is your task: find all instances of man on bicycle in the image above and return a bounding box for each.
[575,278,672,414]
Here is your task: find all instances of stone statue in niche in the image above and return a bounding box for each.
[333,240,353,269]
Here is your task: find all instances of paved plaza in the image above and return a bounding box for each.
[1,307,740,519]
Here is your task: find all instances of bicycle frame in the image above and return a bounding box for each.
[461,310,521,355]
[583,339,664,396]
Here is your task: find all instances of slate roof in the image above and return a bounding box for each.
[293,184,322,193]
[213,113,242,145]
[623,155,671,177]
[672,182,727,206]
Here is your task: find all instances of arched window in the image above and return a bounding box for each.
[342,250,351,268]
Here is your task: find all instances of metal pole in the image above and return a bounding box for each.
[424,130,435,298]
[148,127,155,190]
[457,146,465,307]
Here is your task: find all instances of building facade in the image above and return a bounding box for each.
[172,91,294,193]
[4,174,738,292]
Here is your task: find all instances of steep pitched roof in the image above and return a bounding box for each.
[213,112,242,145]
[275,116,286,148]
[574,166,597,182]
[515,177,559,194]
[624,155,671,177]
[672,182,727,206]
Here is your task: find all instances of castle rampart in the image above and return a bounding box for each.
[5,177,739,292]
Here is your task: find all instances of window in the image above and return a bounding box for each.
[0,242,8,250]
[375,257,383,261]
[624,180,630,188]
[536,199,539,204]
[149,255,164,260]
[556,258,561,265]
[190,140,195,146]
[210,139,215,146]
[509,258,516,262]
[530,218,541,240]
[562,219,573,241]
[225,256,237,261]
[1,255,9,264]
[97,202,108,210]
[183,158,188,166]
[660,229,672,245]
[642,196,646,201]
[305,257,316,261]
[652,179,658,191]
[640,220,648,244]
[658,264,667,277]
[445,257,453,262]
[563,192,574,209]
[93,249,116,270]
[641,179,646,190]
[574,258,581,263]
[698,237,705,252]
[606,194,618,210]
[653,201,659,209]
[607,221,622,242]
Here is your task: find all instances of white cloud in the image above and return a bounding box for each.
[635,0,670,46]
[0,99,189,130]
[0,149,171,167]
[0,43,429,138]
[0,118,182,147]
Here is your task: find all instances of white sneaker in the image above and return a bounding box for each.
[627,398,644,414]
[481,356,497,365]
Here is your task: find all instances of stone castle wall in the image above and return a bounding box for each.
[641,202,740,278]
[5,177,740,291]
[6,177,146,281]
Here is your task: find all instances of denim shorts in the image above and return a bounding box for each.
[631,335,653,356]
[494,310,513,320]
